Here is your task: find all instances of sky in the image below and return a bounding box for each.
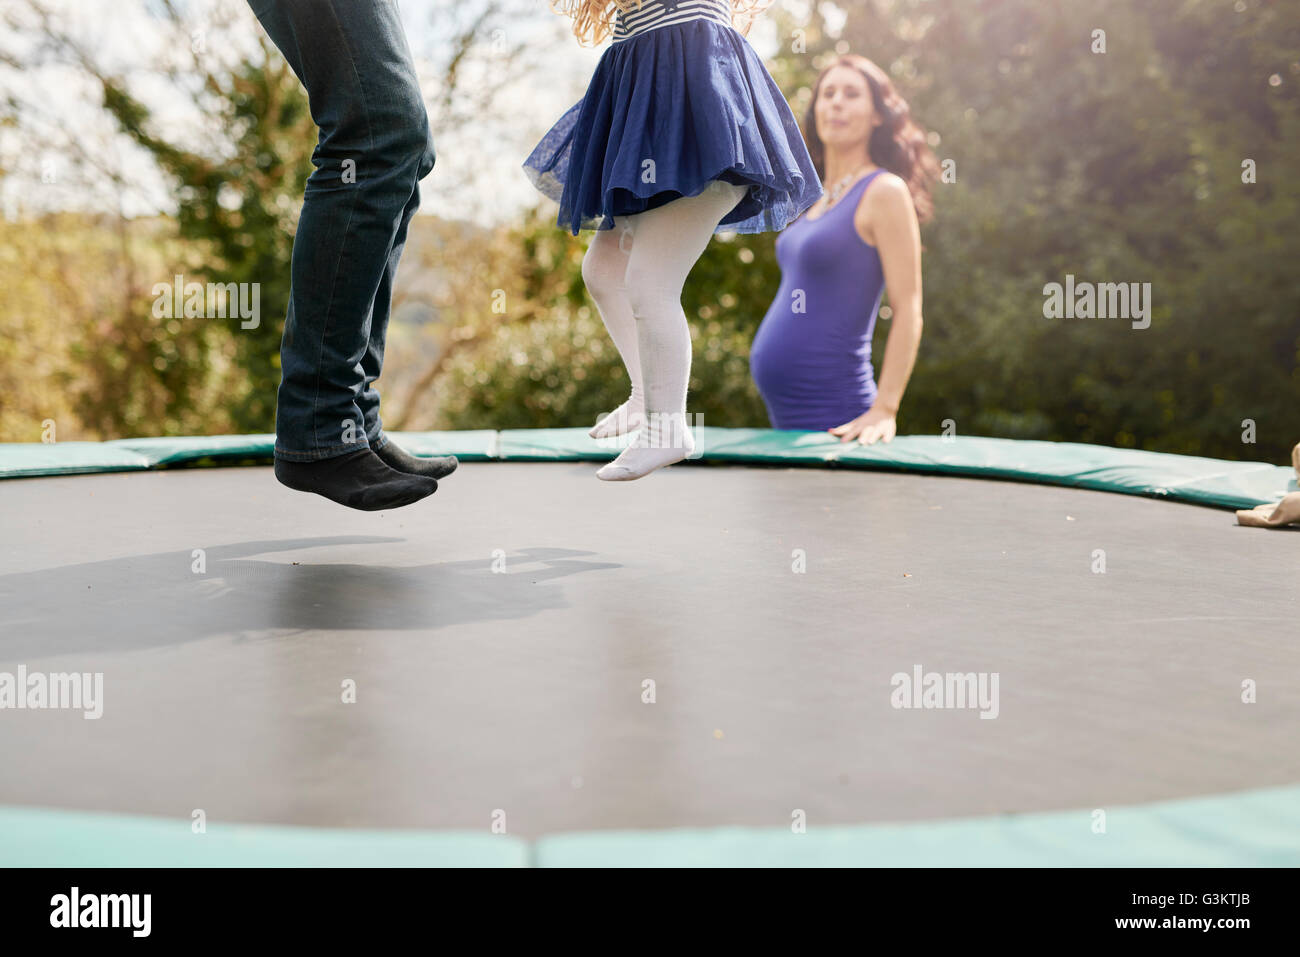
[0,0,816,229]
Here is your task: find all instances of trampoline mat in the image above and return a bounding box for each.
[0,462,1296,838]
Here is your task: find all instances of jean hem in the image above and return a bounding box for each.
[273,441,370,463]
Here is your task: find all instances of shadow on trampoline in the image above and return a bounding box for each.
[0,537,624,658]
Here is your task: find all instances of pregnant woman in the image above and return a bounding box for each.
[750,55,938,444]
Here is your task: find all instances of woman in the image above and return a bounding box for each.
[750,55,937,444]
[521,1,822,480]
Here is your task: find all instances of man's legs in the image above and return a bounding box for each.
[361,182,422,451]
[361,177,459,479]
[247,0,441,507]
[251,0,433,460]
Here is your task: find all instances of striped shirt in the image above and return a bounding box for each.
[611,0,734,43]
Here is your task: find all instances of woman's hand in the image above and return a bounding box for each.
[828,405,897,445]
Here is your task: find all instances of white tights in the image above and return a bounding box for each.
[581,180,748,480]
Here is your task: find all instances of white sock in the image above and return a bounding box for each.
[589,390,645,438]
[596,181,747,482]
[596,410,695,481]
[582,224,646,438]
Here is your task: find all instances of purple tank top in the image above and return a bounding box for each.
[750,168,887,430]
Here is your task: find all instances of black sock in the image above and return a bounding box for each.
[374,440,459,480]
[274,448,438,511]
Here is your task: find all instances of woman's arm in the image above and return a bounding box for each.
[828,173,924,444]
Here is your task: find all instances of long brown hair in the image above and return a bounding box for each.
[549,0,774,47]
[804,55,939,224]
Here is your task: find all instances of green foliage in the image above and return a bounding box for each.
[0,212,239,441]
[98,52,313,434]
[853,0,1300,461]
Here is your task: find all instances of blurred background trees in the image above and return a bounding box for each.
[875,0,1300,458]
[1,0,1296,461]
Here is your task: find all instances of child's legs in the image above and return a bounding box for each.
[581,222,643,405]
[621,181,748,418]
[594,181,746,481]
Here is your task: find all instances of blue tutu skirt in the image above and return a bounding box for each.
[522,17,823,236]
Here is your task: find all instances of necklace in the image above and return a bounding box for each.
[823,164,873,208]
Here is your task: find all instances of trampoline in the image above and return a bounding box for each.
[1,428,1297,867]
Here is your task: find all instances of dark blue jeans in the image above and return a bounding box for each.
[247,0,435,461]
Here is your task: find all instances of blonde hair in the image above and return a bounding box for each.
[548,0,775,47]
